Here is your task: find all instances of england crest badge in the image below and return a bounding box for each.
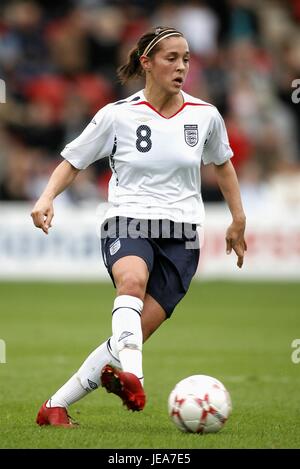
[184,124,198,147]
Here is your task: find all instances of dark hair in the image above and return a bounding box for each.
[117,27,183,84]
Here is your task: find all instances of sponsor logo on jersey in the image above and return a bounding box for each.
[184,124,198,147]
[109,238,121,255]
[135,117,152,123]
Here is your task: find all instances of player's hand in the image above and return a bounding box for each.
[225,219,247,268]
[31,197,54,235]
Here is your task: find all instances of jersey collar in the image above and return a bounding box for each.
[135,90,186,119]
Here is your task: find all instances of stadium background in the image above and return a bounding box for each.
[1,0,300,450]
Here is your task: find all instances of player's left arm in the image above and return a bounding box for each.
[214,160,247,268]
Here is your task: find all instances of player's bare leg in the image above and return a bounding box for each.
[141,293,166,342]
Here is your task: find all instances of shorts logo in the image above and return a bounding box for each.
[184,125,198,147]
[109,238,121,256]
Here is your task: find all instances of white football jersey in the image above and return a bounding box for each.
[61,90,233,225]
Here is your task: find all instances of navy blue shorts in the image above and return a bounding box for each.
[101,217,200,318]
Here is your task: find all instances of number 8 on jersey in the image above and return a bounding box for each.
[136,125,152,153]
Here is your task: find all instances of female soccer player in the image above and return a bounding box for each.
[31,27,247,427]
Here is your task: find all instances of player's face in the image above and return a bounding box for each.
[147,36,190,94]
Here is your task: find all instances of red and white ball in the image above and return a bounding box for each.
[168,375,232,434]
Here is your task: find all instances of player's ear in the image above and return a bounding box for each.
[140,55,151,72]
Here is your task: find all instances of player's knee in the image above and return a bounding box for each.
[116,271,146,299]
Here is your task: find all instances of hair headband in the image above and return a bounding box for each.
[142,30,182,57]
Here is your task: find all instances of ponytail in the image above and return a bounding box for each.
[117,27,183,85]
[117,46,142,85]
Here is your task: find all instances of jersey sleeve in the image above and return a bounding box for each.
[61,104,115,170]
[202,108,233,166]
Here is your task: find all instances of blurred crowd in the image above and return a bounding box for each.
[0,0,300,212]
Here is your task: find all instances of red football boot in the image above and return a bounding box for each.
[36,401,78,428]
[101,365,146,411]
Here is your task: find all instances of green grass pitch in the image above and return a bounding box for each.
[0,281,299,449]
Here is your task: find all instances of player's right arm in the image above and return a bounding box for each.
[31,160,80,234]
[31,103,115,234]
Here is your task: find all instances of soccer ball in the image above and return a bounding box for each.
[168,375,232,434]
